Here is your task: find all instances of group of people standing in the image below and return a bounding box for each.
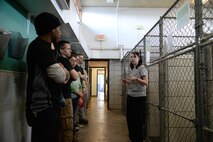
[25,12,88,142]
[25,11,149,142]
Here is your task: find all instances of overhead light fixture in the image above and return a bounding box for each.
[106,0,114,3]
[202,0,208,4]
[191,0,208,4]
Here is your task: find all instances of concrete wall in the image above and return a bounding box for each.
[109,60,122,109]
[0,71,29,142]
[0,0,37,141]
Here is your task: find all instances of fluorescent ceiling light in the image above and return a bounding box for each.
[106,0,114,3]
[202,0,208,4]
[191,0,208,4]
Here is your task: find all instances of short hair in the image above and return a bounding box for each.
[57,40,70,52]
[70,54,77,58]
[77,53,83,57]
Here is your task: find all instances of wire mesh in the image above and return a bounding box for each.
[146,64,160,142]
[204,43,213,141]
[203,0,213,35]
[121,53,131,114]
[162,0,195,55]
[163,51,195,142]
[202,0,213,141]
[146,1,197,141]
[121,0,213,141]
[145,26,160,63]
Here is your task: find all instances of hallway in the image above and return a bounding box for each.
[78,96,129,142]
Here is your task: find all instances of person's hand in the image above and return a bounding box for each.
[58,63,70,84]
[130,76,137,82]
[125,78,132,84]
[122,79,127,84]
[79,97,83,104]
[78,97,84,108]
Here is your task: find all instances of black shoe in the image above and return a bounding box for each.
[73,133,79,142]
[79,118,88,125]
[74,128,80,134]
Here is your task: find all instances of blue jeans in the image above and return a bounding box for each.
[72,97,79,127]
[78,89,88,120]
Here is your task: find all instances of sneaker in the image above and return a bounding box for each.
[79,118,89,125]
[79,124,83,128]
[76,123,83,128]
[74,123,80,134]
[75,124,80,130]
[74,128,80,134]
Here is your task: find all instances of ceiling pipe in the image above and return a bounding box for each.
[116,0,119,48]
[90,47,132,50]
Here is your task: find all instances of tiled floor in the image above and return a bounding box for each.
[78,96,129,142]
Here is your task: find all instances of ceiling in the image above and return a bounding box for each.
[80,0,176,8]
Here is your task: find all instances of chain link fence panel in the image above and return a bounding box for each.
[202,0,213,141]
[121,0,213,141]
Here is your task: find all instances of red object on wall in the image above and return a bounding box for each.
[96,34,105,41]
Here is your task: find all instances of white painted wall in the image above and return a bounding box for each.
[82,7,168,59]
[51,0,91,57]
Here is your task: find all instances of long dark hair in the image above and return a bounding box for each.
[130,51,142,69]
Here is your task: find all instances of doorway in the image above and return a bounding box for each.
[88,61,109,109]
[97,69,105,101]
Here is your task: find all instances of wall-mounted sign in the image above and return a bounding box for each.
[176,1,190,30]
[96,34,105,41]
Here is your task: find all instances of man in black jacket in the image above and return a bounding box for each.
[26,12,70,142]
